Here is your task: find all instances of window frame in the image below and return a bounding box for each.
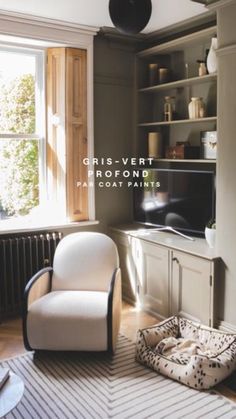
[0,12,98,230]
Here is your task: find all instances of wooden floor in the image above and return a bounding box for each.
[0,302,235,403]
[0,317,25,360]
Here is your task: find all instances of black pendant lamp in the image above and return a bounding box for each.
[109,0,152,35]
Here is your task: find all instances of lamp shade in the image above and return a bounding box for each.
[109,0,152,35]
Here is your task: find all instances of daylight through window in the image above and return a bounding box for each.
[0,47,45,222]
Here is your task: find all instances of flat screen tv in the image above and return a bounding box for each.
[133,168,215,236]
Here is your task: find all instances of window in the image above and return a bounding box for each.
[0,44,89,229]
[0,46,45,223]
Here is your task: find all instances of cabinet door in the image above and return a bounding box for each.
[138,240,169,318]
[111,233,137,303]
[171,251,213,326]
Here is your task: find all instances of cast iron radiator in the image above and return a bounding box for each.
[0,232,62,318]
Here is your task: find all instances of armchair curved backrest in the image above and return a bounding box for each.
[23,231,122,352]
[51,232,119,292]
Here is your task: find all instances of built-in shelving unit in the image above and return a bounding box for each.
[137,26,217,57]
[139,74,217,93]
[135,24,217,164]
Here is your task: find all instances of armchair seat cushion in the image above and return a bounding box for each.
[27,291,108,351]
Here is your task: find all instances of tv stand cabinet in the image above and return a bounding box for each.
[109,225,220,327]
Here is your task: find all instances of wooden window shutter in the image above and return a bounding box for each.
[46,48,88,222]
[65,48,88,221]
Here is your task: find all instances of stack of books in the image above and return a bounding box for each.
[0,368,10,390]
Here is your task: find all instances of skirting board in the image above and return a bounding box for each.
[216,320,236,334]
[122,297,170,322]
[140,306,166,322]
[122,295,136,306]
[123,299,236,333]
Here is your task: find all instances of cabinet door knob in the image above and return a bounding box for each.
[172,257,179,264]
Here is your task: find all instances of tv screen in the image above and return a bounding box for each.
[133,169,215,236]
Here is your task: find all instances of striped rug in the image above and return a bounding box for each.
[1,335,236,419]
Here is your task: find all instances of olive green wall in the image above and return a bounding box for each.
[93,35,135,232]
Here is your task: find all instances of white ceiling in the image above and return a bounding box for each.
[0,0,207,33]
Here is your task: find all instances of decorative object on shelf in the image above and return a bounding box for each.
[165,142,200,159]
[149,63,158,86]
[185,63,189,79]
[205,218,216,248]
[188,97,206,119]
[148,132,162,158]
[170,96,177,120]
[197,61,207,77]
[201,131,217,159]
[158,68,170,84]
[164,96,175,121]
[207,37,218,74]
[164,96,172,121]
[199,98,206,118]
[205,48,210,68]
[109,0,152,34]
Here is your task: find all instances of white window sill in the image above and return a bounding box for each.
[0,220,99,236]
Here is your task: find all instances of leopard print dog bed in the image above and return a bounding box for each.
[136,316,236,390]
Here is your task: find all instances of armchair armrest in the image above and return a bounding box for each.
[22,267,53,350]
[24,267,53,308]
[107,268,122,354]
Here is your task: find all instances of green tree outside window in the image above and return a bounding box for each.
[0,74,39,216]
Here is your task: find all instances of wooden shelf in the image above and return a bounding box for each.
[139,74,217,93]
[137,26,217,58]
[150,158,216,163]
[138,117,217,127]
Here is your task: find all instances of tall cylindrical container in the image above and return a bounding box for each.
[148,63,158,86]
[148,132,162,158]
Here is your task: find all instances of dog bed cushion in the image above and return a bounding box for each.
[136,316,236,390]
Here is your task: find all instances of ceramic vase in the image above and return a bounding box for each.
[205,227,216,248]
[207,37,218,74]
[188,97,201,119]
[199,62,207,77]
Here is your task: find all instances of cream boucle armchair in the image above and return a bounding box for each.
[23,232,122,353]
